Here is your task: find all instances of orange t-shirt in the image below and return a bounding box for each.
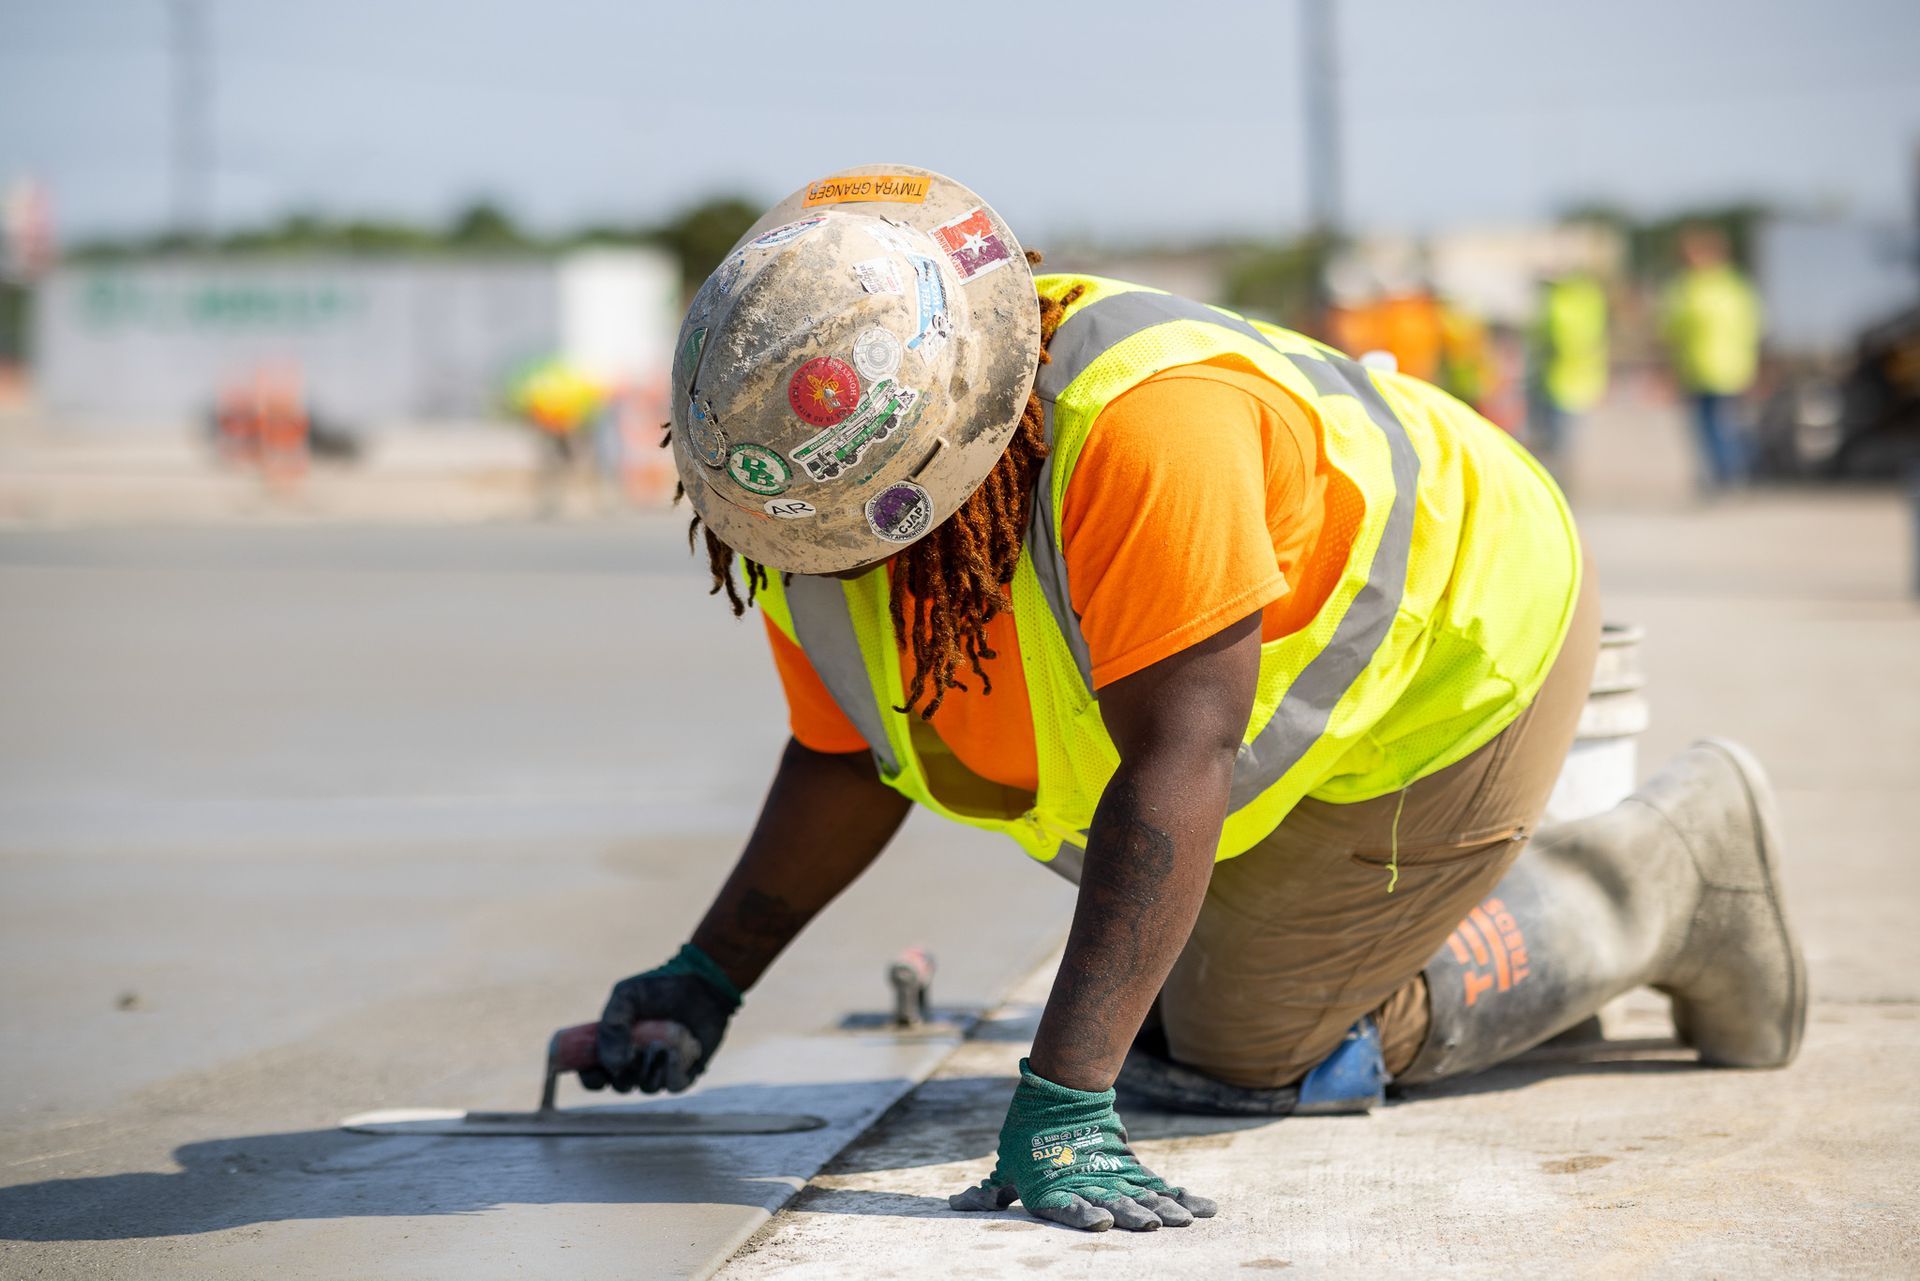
[763,359,1356,792]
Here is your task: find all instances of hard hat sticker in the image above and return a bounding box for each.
[749,216,826,250]
[789,379,920,483]
[726,443,792,496]
[905,254,952,360]
[864,220,923,255]
[764,498,817,519]
[713,253,745,296]
[802,174,932,207]
[675,326,708,385]
[865,481,934,544]
[685,398,727,467]
[852,257,904,295]
[932,206,1012,284]
[851,327,903,381]
[787,356,861,428]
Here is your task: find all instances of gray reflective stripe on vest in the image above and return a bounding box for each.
[1029,291,1285,690]
[1226,350,1420,809]
[784,573,900,777]
[1027,289,1420,811]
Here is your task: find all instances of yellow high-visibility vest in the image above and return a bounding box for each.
[1539,275,1610,413]
[1661,265,1762,396]
[757,275,1582,874]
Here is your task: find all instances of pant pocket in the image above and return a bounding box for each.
[1348,827,1529,875]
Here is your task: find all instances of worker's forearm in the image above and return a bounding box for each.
[1027,752,1229,1091]
[690,737,912,992]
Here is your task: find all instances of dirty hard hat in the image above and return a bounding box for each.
[668,164,1039,575]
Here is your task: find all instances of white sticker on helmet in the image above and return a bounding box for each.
[904,253,952,362]
[852,257,904,295]
[789,379,920,483]
[764,498,817,519]
[851,327,903,382]
[748,216,826,250]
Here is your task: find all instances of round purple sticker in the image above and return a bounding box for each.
[864,480,934,544]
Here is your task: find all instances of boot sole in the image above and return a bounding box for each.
[1693,737,1809,1068]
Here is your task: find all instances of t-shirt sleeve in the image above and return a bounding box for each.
[1060,368,1305,690]
[762,612,870,754]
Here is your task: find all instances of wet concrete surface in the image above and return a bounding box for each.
[0,522,1075,1278]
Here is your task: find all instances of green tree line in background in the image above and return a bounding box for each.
[63,196,767,298]
[64,196,1765,309]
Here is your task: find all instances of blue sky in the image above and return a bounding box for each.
[4,0,1918,243]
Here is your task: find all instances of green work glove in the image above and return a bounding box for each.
[948,1058,1218,1232]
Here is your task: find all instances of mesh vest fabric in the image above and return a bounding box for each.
[757,276,1580,867]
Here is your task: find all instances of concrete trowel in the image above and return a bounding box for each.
[339,1021,826,1137]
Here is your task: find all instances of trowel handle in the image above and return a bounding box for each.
[541,1020,693,1111]
[547,1022,603,1074]
[546,1020,696,1072]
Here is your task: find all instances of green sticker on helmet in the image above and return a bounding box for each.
[726,443,791,496]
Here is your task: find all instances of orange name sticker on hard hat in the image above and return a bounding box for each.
[802,174,932,207]
[788,356,861,428]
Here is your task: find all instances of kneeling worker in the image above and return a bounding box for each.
[582,166,1806,1232]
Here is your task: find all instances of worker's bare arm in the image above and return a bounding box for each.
[690,736,912,991]
[1027,612,1261,1092]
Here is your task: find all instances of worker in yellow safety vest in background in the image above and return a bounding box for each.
[509,357,606,515]
[1660,226,1763,491]
[573,166,1807,1233]
[1527,272,1610,479]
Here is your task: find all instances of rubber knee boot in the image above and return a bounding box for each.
[1401,738,1807,1083]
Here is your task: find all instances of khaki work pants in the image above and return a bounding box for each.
[1162,568,1603,1086]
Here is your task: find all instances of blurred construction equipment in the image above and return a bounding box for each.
[1751,213,1920,480]
[1756,300,1920,480]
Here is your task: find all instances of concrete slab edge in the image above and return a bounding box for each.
[683,938,1065,1281]
[701,944,1065,1280]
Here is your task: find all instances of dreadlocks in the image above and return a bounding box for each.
[676,251,1083,720]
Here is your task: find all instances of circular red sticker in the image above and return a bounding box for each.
[787,356,861,428]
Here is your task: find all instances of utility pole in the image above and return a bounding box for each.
[1300,0,1343,240]
[168,0,211,241]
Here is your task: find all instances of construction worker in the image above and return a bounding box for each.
[1527,271,1610,476]
[584,167,1806,1233]
[508,357,606,514]
[1660,226,1763,490]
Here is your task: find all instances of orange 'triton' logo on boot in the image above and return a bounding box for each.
[1446,896,1532,1006]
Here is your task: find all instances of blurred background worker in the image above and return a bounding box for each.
[1527,271,1611,480]
[1331,286,1501,419]
[508,356,606,516]
[1436,299,1500,417]
[1329,288,1445,384]
[1661,226,1764,492]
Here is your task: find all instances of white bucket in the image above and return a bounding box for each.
[1542,623,1649,826]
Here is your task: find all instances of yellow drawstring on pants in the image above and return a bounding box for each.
[1386,789,1409,893]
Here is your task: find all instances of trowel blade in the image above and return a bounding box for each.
[339,1106,827,1137]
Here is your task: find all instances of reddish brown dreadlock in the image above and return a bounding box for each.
[673,251,1083,720]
